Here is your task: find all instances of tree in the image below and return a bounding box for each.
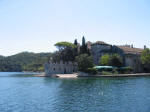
[74,39,78,53]
[74,39,78,46]
[55,42,77,62]
[141,48,150,65]
[82,36,86,46]
[81,36,88,54]
[75,54,94,72]
[100,54,110,66]
[99,54,122,67]
[109,54,123,67]
[55,42,76,51]
[51,51,61,62]
[141,48,150,72]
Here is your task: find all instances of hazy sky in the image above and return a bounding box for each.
[0,0,150,56]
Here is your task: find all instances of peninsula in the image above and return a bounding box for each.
[44,37,150,77]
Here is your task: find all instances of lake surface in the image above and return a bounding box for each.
[0,72,150,112]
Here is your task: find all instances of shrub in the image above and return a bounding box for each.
[141,48,150,72]
[124,67,133,74]
[120,67,133,74]
[109,54,123,67]
[85,68,98,75]
[101,71,113,75]
[112,69,119,74]
[75,54,94,72]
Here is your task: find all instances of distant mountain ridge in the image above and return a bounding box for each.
[0,52,52,72]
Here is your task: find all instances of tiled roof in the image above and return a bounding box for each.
[92,41,109,45]
[117,46,143,54]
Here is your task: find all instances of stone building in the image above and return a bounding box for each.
[117,46,143,73]
[44,61,78,76]
[90,41,144,73]
[91,41,112,65]
[45,40,144,75]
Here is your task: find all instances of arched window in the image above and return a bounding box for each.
[53,68,55,71]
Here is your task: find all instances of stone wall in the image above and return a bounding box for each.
[91,44,112,65]
[124,54,143,73]
[44,61,78,76]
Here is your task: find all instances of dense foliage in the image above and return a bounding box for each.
[141,48,150,72]
[100,54,123,67]
[109,54,123,67]
[0,52,51,72]
[100,54,110,66]
[86,68,98,75]
[75,54,94,72]
[141,48,150,65]
[55,42,76,51]
[80,36,89,54]
[54,41,78,62]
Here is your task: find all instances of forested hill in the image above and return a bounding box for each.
[0,52,52,72]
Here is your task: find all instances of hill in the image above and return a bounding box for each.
[0,52,52,72]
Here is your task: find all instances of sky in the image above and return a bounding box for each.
[0,0,150,56]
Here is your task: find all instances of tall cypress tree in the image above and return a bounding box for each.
[74,39,78,46]
[74,39,78,57]
[82,36,86,46]
[81,36,87,54]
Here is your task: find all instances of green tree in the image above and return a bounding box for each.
[55,42,77,62]
[51,51,61,62]
[73,39,79,56]
[81,36,88,54]
[82,36,86,46]
[141,48,150,65]
[141,48,150,72]
[74,39,78,46]
[100,54,110,66]
[109,54,123,67]
[55,42,76,51]
[75,54,94,72]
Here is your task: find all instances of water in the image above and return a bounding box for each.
[0,72,150,112]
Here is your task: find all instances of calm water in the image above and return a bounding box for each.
[0,72,150,112]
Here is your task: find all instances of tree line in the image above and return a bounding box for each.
[0,52,51,72]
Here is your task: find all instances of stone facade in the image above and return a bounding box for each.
[124,54,142,73]
[91,42,112,65]
[90,41,144,73]
[44,61,78,76]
